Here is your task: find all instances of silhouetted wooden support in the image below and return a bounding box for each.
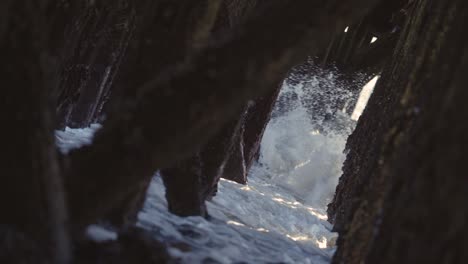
[107,0,222,111]
[160,0,260,214]
[101,0,224,222]
[56,1,135,129]
[161,157,208,217]
[161,117,241,217]
[328,0,412,234]
[329,0,468,263]
[0,1,71,263]
[222,83,283,184]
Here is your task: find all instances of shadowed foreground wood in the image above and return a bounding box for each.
[329,0,468,263]
[0,1,71,263]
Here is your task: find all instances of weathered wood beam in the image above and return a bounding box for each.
[330,0,468,262]
[0,1,72,263]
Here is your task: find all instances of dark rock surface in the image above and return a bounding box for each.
[329,0,468,263]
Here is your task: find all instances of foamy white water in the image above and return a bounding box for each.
[55,124,102,154]
[56,69,358,263]
[260,80,354,209]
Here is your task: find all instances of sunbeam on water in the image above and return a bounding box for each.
[56,68,362,264]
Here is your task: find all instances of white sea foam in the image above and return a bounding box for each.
[259,77,355,209]
[55,124,102,154]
